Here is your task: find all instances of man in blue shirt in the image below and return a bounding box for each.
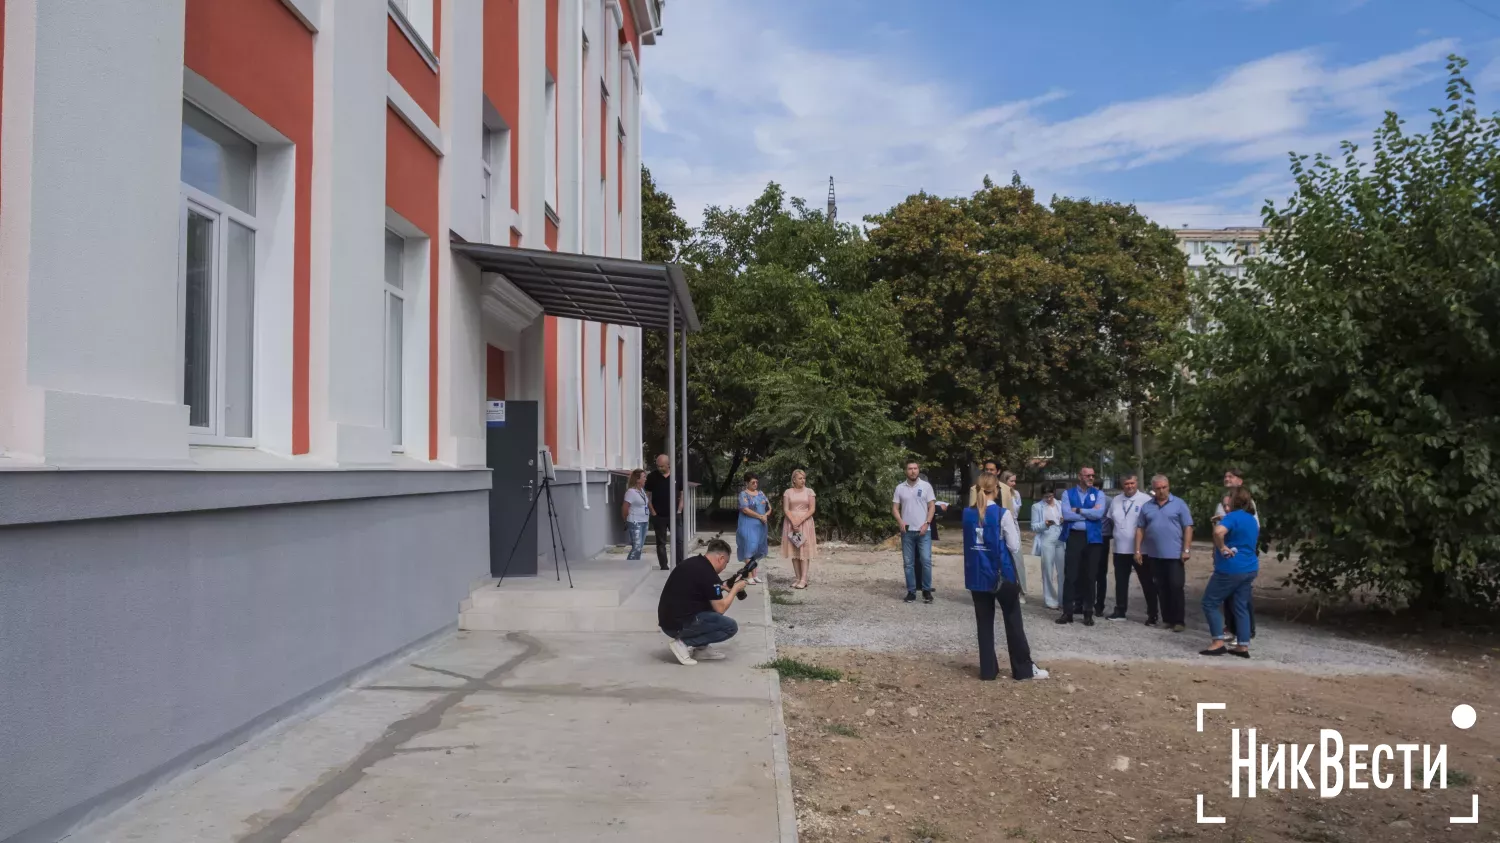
[1056,467,1107,626]
[1134,474,1195,632]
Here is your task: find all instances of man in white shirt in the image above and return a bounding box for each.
[1104,474,1156,625]
[892,460,937,604]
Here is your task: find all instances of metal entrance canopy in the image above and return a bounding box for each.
[452,238,700,333]
[455,236,699,573]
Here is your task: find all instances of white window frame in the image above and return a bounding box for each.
[388,0,438,69]
[179,150,261,446]
[545,74,558,217]
[384,229,410,453]
[481,126,494,240]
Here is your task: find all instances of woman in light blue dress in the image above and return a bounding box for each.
[736,472,771,577]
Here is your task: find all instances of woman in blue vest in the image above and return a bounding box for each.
[964,473,1049,681]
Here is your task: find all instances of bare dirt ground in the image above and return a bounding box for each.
[752,538,1499,843]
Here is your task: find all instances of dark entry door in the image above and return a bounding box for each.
[487,400,539,577]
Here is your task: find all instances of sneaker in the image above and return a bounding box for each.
[1220,632,1235,642]
[668,639,697,665]
[904,591,917,603]
[923,590,934,604]
[1172,624,1186,633]
[1144,618,1159,628]
[692,646,727,661]
[1027,665,1050,680]
[1019,596,1027,605]
[1108,611,1128,621]
[1082,615,1096,627]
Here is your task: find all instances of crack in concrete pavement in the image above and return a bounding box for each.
[236,632,545,843]
[361,681,767,706]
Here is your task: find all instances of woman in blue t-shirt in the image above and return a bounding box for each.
[1201,486,1259,658]
[964,473,1048,681]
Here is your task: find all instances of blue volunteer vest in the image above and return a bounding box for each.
[1068,487,1104,544]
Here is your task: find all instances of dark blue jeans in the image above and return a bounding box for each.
[901,529,933,592]
[669,611,738,648]
[1202,571,1256,641]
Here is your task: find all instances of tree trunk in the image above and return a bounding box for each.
[1130,404,1145,481]
[1415,565,1449,625]
[712,451,744,517]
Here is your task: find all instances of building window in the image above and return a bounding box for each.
[384,230,407,450]
[481,126,494,238]
[180,101,258,442]
[388,0,435,55]
[545,74,558,214]
[482,122,512,242]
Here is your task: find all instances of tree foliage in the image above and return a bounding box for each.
[1162,58,1500,611]
[640,178,920,537]
[866,176,1189,479]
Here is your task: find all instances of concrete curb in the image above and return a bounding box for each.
[758,584,799,843]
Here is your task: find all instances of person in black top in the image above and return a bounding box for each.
[657,538,744,665]
[643,453,684,570]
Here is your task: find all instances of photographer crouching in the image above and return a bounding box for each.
[657,538,751,665]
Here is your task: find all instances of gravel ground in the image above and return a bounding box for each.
[758,541,1430,677]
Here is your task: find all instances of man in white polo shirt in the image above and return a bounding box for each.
[1104,473,1156,625]
[892,460,937,604]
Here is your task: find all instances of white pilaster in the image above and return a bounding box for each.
[310,0,391,465]
[0,0,190,465]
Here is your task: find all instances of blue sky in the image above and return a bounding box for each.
[641,0,1500,230]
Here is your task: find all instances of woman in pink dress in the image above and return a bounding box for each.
[781,469,818,589]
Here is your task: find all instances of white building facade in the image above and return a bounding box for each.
[0,1,670,840]
[1174,226,1267,281]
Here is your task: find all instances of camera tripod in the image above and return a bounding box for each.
[496,467,573,589]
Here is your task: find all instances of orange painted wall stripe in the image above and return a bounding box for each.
[184,0,315,454]
[543,316,558,461]
[387,16,440,125]
[486,345,506,400]
[483,0,521,212]
[510,227,522,248]
[545,0,559,77]
[618,0,640,60]
[384,107,441,460]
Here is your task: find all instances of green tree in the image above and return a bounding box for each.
[867,176,1188,486]
[1163,58,1500,611]
[641,179,920,535]
[640,166,691,469]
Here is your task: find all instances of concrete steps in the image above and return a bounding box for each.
[458,552,665,633]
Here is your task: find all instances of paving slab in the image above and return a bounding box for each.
[71,588,790,843]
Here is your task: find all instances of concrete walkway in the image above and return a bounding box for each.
[71,587,792,842]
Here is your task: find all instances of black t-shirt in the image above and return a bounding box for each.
[644,470,676,518]
[657,555,722,634]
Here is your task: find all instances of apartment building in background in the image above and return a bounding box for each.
[0,1,686,840]
[1174,226,1267,280]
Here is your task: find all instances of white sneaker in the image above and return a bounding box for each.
[692,646,727,661]
[668,638,697,665]
[1019,596,1027,605]
[1027,665,1050,680]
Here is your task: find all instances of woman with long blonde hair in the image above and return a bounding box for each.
[781,469,818,589]
[622,469,651,560]
[964,472,1047,681]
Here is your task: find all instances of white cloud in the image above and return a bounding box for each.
[641,0,1457,229]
